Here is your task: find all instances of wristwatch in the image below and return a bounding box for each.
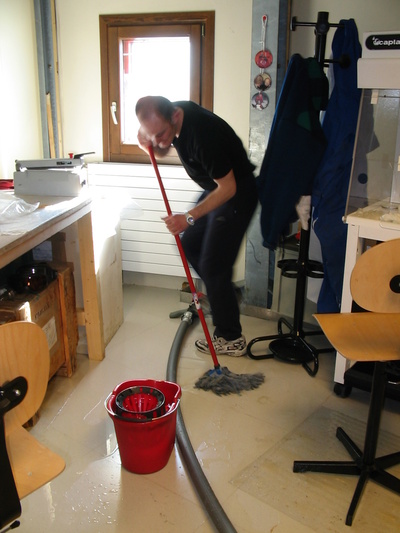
[185,211,195,226]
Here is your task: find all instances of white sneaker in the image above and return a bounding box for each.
[195,335,247,357]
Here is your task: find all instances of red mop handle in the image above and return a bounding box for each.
[148,146,220,369]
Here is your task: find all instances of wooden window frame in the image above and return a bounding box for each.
[99,12,215,164]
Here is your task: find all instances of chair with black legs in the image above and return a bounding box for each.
[0,321,65,531]
[293,238,400,526]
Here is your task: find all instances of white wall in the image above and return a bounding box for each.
[55,0,253,161]
[0,0,42,180]
[290,0,400,57]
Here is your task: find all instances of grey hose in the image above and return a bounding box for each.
[166,310,237,533]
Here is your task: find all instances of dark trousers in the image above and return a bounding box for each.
[181,180,258,340]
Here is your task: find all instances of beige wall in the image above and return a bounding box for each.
[0,0,42,180]
[55,0,253,162]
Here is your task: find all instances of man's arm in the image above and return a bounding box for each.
[163,170,237,235]
[190,170,236,220]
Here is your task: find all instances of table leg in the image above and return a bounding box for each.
[77,212,105,360]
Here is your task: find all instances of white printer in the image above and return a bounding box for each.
[13,157,87,197]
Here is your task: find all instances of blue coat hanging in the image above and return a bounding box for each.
[311,19,362,313]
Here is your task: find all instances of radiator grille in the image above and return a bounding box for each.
[88,163,201,277]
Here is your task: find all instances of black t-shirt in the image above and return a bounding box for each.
[172,101,255,191]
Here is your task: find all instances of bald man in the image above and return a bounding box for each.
[136,96,258,356]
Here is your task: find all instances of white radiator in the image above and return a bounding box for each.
[88,163,201,277]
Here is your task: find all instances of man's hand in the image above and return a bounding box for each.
[137,128,152,153]
[162,214,188,235]
[137,128,171,158]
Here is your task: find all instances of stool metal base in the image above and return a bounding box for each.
[247,317,333,377]
[293,362,400,526]
[269,336,319,376]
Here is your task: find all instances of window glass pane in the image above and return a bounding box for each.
[120,36,191,144]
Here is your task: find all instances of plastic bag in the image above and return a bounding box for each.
[0,192,40,235]
[0,192,39,220]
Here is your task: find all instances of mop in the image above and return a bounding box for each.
[148,146,265,395]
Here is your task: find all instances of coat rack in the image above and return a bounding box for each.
[247,12,347,377]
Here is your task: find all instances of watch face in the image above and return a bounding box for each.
[186,213,195,225]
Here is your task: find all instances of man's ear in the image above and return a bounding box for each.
[171,108,180,124]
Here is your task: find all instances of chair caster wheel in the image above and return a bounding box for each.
[334,382,352,398]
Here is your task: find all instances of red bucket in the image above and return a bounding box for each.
[105,379,181,474]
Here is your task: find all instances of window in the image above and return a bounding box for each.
[100,12,215,164]
[120,35,191,145]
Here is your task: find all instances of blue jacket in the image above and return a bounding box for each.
[312,19,362,312]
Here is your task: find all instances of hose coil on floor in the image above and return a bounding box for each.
[166,310,237,533]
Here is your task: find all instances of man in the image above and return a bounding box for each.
[136,96,258,356]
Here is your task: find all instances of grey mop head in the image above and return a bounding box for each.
[194,366,265,396]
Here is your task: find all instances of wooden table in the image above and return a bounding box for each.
[0,192,105,361]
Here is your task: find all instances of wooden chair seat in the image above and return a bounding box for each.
[0,321,65,529]
[314,312,400,363]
